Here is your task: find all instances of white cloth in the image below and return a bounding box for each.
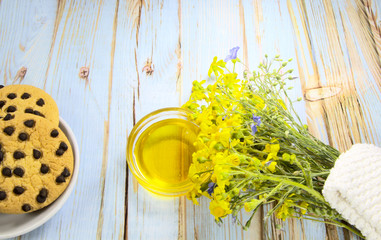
[323,143,381,240]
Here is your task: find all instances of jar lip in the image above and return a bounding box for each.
[126,107,198,197]
[134,107,193,126]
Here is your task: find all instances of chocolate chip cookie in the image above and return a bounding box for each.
[0,113,74,214]
[0,85,59,126]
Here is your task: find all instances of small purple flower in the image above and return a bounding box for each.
[207,182,216,196]
[232,215,237,223]
[252,115,261,125]
[251,115,261,135]
[251,123,258,135]
[224,46,240,62]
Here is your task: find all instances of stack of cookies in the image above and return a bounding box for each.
[0,85,74,214]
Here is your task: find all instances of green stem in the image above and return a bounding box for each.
[245,171,326,203]
[331,219,364,239]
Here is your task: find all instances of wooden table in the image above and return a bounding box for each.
[1,0,380,239]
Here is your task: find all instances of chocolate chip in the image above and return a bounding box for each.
[7,93,16,99]
[18,132,28,141]
[24,119,35,128]
[0,151,3,163]
[59,142,68,151]
[33,110,44,117]
[36,98,45,106]
[50,129,59,138]
[3,114,14,121]
[13,151,25,159]
[21,93,31,99]
[62,168,70,178]
[36,195,46,203]
[56,149,64,156]
[36,188,48,203]
[2,167,12,177]
[0,85,4,89]
[24,108,33,114]
[0,191,6,200]
[13,167,24,177]
[40,164,49,174]
[56,175,65,183]
[39,188,48,198]
[6,106,16,112]
[22,204,31,212]
[33,149,42,159]
[13,186,25,195]
[3,126,15,136]
[0,101,5,109]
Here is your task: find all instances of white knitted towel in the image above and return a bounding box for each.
[323,143,381,240]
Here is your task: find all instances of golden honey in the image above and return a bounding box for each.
[133,117,199,195]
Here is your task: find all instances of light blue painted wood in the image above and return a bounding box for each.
[0,0,57,86]
[0,0,379,239]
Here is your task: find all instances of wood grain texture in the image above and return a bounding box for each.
[288,0,381,239]
[0,0,380,239]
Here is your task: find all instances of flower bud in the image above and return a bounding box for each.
[197,157,209,163]
[285,130,290,138]
[213,142,225,151]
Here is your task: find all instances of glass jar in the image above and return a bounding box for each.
[127,107,200,197]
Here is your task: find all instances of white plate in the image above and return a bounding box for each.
[0,117,80,239]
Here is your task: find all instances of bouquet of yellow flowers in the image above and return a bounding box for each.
[182,48,363,238]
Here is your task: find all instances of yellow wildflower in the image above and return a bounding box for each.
[209,199,232,220]
[224,114,242,127]
[267,161,277,172]
[186,182,201,205]
[210,128,231,148]
[208,57,226,77]
[276,199,294,220]
[230,138,240,148]
[212,164,232,189]
[190,90,207,101]
[263,143,280,162]
[228,154,241,166]
[223,73,240,89]
[213,185,228,200]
